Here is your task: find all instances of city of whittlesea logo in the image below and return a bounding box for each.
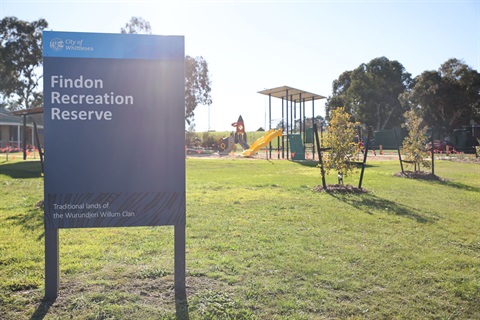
[50,38,64,51]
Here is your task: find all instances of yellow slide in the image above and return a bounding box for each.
[242,129,283,157]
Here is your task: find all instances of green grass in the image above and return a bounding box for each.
[1,157,479,319]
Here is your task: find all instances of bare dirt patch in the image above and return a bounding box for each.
[313,184,369,194]
[44,272,236,318]
[447,156,480,164]
[393,171,446,181]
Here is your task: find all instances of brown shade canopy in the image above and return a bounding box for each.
[258,86,326,103]
[11,106,44,115]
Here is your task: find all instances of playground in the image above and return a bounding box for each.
[189,86,327,161]
[187,86,479,171]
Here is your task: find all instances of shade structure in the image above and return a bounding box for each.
[258,86,326,160]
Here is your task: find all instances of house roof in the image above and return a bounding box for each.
[0,108,44,126]
[11,106,44,116]
[0,108,22,125]
[258,86,326,103]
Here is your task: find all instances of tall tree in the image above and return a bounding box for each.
[185,55,212,125]
[401,58,480,131]
[326,57,412,131]
[120,16,152,34]
[0,17,47,110]
[121,17,212,127]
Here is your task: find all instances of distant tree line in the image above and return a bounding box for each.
[326,56,480,134]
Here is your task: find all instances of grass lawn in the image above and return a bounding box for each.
[0,156,479,319]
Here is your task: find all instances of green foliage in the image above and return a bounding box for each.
[323,107,361,177]
[402,109,430,171]
[0,17,47,110]
[120,16,152,34]
[185,55,212,126]
[185,129,199,147]
[401,58,480,130]
[201,131,218,148]
[138,267,169,279]
[327,56,412,130]
[190,290,255,319]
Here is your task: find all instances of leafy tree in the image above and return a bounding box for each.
[185,55,212,126]
[401,109,430,172]
[274,119,284,130]
[201,132,217,149]
[323,107,362,179]
[121,17,212,127]
[326,57,413,131]
[401,58,480,131]
[120,16,152,34]
[185,123,197,147]
[0,17,47,110]
[293,115,326,131]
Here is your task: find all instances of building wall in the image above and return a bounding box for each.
[0,124,42,149]
[0,125,11,148]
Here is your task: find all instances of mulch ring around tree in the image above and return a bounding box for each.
[313,184,369,194]
[394,171,446,181]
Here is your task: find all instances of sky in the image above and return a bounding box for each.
[1,0,479,132]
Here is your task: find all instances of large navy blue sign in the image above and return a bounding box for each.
[43,31,185,229]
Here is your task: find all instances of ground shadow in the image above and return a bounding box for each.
[0,161,42,179]
[394,171,480,193]
[294,159,376,169]
[328,192,437,223]
[6,205,45,240]
[176,296,190,319]
[431,178,480,193]
[27,279,190,319]
[29,299,53,320]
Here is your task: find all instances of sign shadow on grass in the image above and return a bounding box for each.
[26,286,189,319]
[176,297,189,319]
[327,192,438,223]
[29,299,53,320]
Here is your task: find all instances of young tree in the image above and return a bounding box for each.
[0,17,47,110]
[323,107,362,180]
[121,17,212,127]
[401,110,430,172]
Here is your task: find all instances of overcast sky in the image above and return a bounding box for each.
[2,0,479,131]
